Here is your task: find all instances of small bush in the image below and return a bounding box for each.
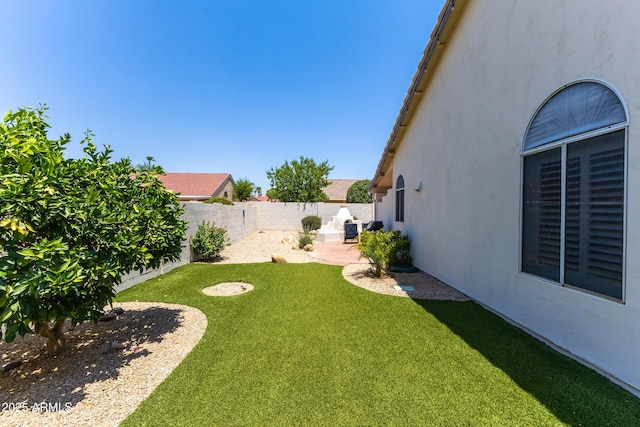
[190,221,230,261]
[204,196,234,205]
[357,231,413,275]
[298,233,314,248]
[301,215,322,233]
[389,231,412,266]
[357,231,394,277]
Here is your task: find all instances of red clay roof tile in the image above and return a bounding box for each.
[158,173,231,198]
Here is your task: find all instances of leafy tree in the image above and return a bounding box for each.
[265,188,278,201]
[0,106,186,354]
[346,180,373,203]
[233,178,255,201]
[255,186,262,197]
[266,156,333,202]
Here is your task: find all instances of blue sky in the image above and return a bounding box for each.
[1,0,442,193]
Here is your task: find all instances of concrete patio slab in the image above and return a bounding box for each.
[307,240,368,266]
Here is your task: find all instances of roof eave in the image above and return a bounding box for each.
[369,0,468,193]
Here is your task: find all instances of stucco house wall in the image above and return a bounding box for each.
[373,195,394,232]
[372,0,640,394]
[213,177,235,201]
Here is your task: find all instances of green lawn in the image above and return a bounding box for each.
[117,263,640,426]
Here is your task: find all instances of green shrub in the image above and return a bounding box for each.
[357,231,394,277]
[190,221,230,261]
[298,233,314,248]
[204,196,234,205]
[357,231,413,275]
[346,180,373,203]
[301,215,322,233]
[389,231,412,266]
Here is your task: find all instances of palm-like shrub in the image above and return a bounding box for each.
[357,231,394,277]
[357,231,413,276]
[233,178,255,201]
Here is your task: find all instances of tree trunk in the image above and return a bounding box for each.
[38,319,68,354]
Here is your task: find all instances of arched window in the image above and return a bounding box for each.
[395,175,405,222]
[521,80,627,300]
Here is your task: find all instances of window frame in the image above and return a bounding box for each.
[519,79,629,302]
[395,175,405,223]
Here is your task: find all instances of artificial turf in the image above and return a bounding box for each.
[117,263,640,426]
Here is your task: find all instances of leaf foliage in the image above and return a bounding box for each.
[0,106,186,343]
[346,180,373,203]
[357,231,394,277]
[266,156,333,202]
[232,178,255,201]
[190,221,230,261]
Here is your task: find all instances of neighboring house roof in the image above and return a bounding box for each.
[370,0,467,193]
[323,179,361,202]
[158,173,233,200]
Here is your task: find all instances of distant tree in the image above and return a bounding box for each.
[266,156,333,202]
[135,155,157,171]
[255,186,262,197]
[346,180,373,203]
[0,106,186,354]
[265,188,278,201]
[233,178,255,201]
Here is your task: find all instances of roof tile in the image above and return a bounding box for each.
[158,173,231,198]
[323,179,361,201]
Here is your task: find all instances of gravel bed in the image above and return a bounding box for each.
[0,302,206,427]
[215,230,313,264]
[342,264,470,301]
[202,282,254,296]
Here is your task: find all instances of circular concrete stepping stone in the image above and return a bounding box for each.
[202,282,254,296]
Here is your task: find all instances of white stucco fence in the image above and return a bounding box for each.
[115,202,374,292]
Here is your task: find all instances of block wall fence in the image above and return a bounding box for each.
[116,202,374,291]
